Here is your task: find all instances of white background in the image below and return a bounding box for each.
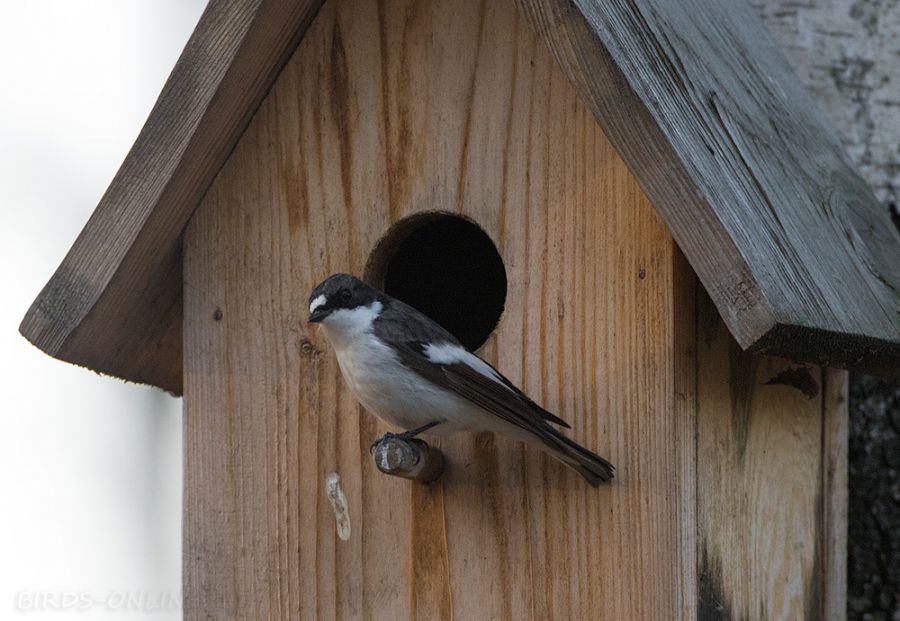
[0,2,205,618]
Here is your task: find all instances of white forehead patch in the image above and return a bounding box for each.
[309,294,327,314]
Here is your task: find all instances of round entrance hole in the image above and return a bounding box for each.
[364,212,507,351]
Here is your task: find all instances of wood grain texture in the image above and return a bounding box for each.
[820,367,848,620]
[515,0,900,375]
[183,0,692,617]
[694,290,848,620]
[19,0,325,393]
[673,248,699,619]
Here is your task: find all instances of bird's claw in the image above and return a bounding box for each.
[369,421,441,452]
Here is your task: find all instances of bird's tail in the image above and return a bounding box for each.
[537,427,615,487]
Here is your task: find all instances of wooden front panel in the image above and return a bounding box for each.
[693,290,848,620]
[183,0,688,618]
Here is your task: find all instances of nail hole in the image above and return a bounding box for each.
[364,212,507,351]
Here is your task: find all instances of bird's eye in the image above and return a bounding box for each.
[339,288,352,302]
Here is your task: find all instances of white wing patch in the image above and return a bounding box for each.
[309,294,327,314]
[423,342,512,391]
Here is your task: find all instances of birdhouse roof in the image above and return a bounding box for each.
[20,0,900,394]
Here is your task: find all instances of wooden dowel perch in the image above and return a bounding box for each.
[371,436,445,484]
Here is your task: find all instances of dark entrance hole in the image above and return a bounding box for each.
[364,212,507,351]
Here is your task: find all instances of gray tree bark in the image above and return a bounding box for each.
[753,2,900,618]
[754,0,900,204]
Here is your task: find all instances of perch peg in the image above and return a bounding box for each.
[371,436,445,484]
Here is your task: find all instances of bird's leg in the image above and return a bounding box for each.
[398,420,441,439]
[370,420,441,451]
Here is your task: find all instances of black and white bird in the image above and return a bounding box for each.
[308,273,614,486]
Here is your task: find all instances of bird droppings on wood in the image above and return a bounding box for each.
[763,366,820,399]
[325,472,351,541]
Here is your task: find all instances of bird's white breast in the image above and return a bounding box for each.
[318,303,463,432]
[318,302,520,436]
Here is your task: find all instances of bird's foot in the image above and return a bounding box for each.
[369,431,406,452]
[369,421,441,452]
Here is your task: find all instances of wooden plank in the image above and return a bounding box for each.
[694,290,848,620]
[18,0,325,393]
[183,0,692,616]
[515,0,900,375]
[673,248,699,620]
[820,367,848,620]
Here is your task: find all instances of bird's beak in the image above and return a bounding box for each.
[308,308,327,323]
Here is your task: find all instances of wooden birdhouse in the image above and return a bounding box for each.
[22,0,900,618]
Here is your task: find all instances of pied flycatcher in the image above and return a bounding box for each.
[308,273,614,486]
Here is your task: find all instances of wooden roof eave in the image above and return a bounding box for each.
[517,0,900,375]
[19,0,326,394]
[21,0,900,393]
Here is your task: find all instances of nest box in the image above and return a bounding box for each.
[21,0,900,618]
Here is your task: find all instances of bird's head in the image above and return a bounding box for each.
[307,273,379,325]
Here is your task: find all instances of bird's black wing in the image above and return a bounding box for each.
[393,339,571,432]
[373,298,614,485]
[373,296,569,428]
[392,340,615,485]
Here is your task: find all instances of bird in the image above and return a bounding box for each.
[307,273,614,486]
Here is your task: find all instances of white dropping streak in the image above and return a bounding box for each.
[325,472,351,541]
[423,342,512,390]
[309,294,327,314]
